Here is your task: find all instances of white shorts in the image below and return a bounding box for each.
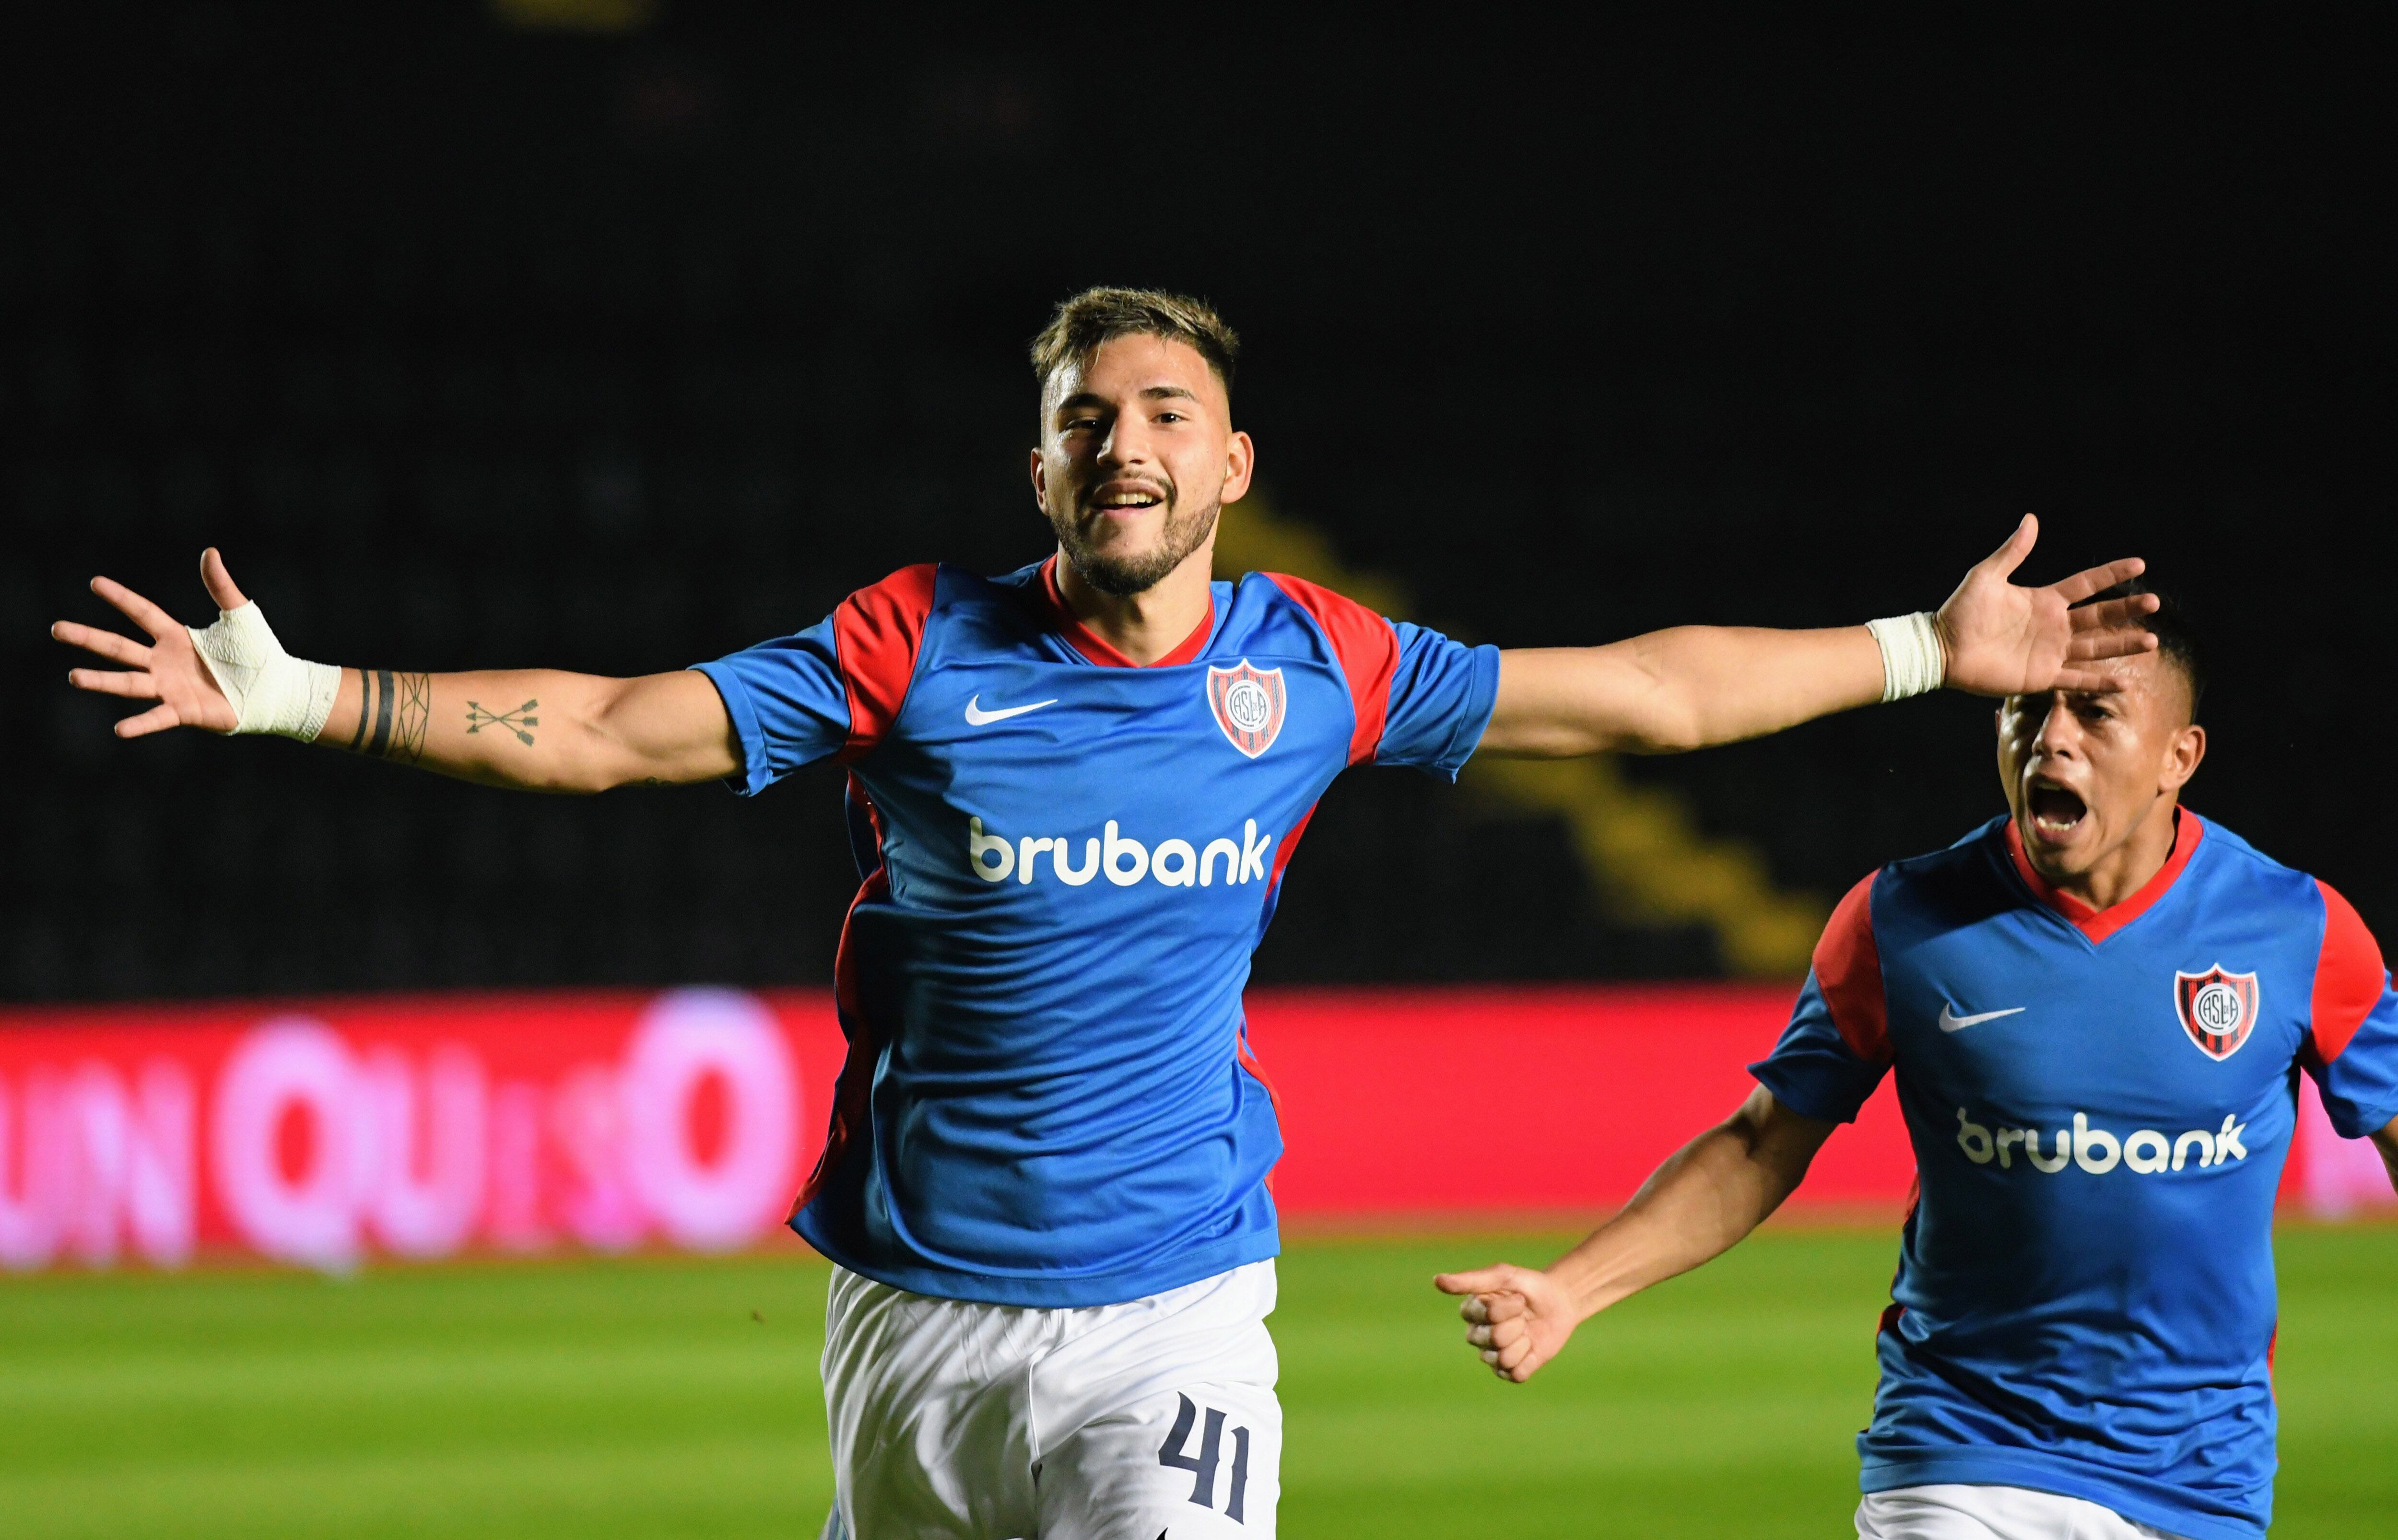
[817,1260,1281,1540]
[1857,1484,2192,1540]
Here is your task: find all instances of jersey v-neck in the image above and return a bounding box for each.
[1036,555,1215,668]
[2003,806,2204,945]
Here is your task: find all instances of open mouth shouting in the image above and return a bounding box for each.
[2024,777,2090,845]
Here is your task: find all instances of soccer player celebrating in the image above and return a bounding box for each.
[58,287,2161,1539]
[1438,590,2398,1540]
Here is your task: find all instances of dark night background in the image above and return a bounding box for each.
[3,7,2388,1001]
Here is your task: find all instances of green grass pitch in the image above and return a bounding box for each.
[2,1226,2391,1537]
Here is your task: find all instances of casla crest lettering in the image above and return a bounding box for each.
[1206,660,1287,758]
[2174,964,2259,1062]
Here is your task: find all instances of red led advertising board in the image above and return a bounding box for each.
[1,986,2385,1272]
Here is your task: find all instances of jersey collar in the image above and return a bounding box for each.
[1037,555,1214,668]
[2004,806,2204,945]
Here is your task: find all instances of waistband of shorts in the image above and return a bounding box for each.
[1861,1449,2262,1540]
[796,1209,1282,1309]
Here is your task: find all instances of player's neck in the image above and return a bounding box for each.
[1051,541,1216,665]
[2046,799,2182,913]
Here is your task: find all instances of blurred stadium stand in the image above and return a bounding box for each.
[3,7,2388,1000]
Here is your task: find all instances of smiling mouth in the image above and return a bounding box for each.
[2026,781,2089,840]
[1089,484,1166,514]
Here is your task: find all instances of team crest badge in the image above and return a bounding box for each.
[1206,660,1287,758]
[2174,965,2260,1061]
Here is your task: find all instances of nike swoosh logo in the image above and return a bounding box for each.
[1938,1004,2026,1033]
[963,694,1059,727]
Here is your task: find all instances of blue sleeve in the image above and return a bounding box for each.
[1374,622,1501,781]
[1748,971,1891,1125]
[2315,986,2398,1139]
[690,615,852,796]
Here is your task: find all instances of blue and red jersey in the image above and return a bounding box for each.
[695,557,1499,1307]
[1753,812,2398,1540]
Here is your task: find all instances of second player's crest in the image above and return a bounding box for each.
[1206,660,1287,758]
[2174,965,2259,1061]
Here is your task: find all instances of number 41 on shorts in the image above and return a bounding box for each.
[1157,1392,1252,1522]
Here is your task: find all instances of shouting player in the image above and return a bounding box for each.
[1438,588,2398,1540]
[57,288,2162,1539]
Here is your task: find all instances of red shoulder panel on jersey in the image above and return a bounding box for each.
[1260,573,1399,766]
[1815,870,1892,1064]
[832,564,939,762]
[2310,879,2388,1063]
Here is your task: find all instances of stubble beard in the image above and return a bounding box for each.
[1049,490,1221,597]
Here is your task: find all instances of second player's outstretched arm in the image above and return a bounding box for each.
[1434,1087,1833,1382]
[52,549,738,793]
[1479,515,2160,757]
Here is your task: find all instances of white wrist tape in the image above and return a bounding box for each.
[1866,611,1947,702]
[186,602,343,740]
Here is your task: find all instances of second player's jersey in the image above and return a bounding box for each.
[1753,813,2398,1540]
[696,558,1499,1307]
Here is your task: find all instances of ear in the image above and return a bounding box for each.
[1994,704,2020,810]
[1030,446,1047,510]
[1221,429,1256,506]
[2159,723,2207,793]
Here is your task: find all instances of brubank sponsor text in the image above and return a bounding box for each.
[1956,1106,2248,1176]
[967,817,1275,889]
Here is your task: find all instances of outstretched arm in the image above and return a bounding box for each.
[1480,515,2159,757]
[52,548,738,793]
[1434,1086,1834,1382]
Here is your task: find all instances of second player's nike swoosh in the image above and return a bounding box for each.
[1938,1004,2027,1033]
[964,694,1059,726]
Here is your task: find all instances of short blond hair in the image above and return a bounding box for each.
[1029,287,1241,406]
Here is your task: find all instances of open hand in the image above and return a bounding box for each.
[51,548,246,737]
[1936,515,2160,696]
[1434,1262,1581,1384]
